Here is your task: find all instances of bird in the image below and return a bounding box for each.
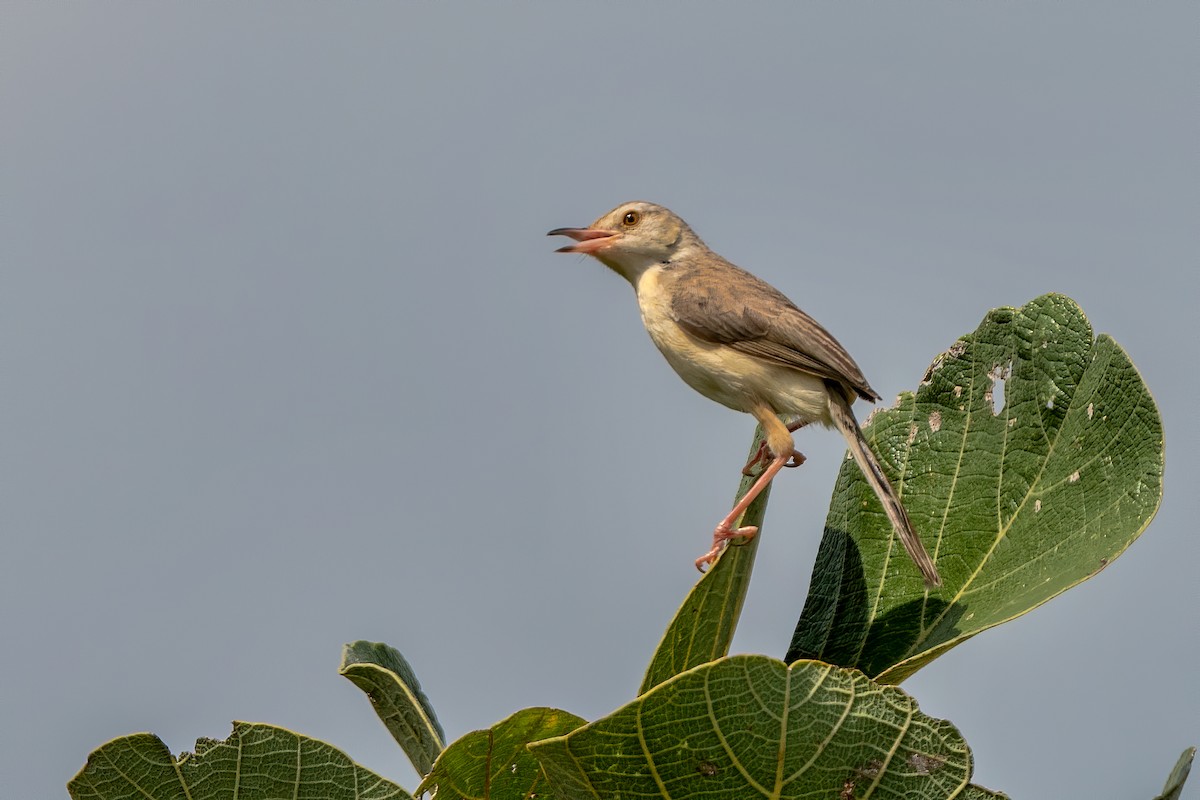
[548,201,941,588]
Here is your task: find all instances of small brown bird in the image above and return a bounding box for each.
[549,201,941,587]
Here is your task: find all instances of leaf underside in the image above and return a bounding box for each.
[340,640,445,776]
[532,656,973,799]
[1152,747,1195,800]
[417,707,586,800]
[68,722,410,800]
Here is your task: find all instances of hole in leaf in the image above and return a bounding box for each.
[989,363,1010,415]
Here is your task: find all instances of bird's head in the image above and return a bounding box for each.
[548,201,701,281]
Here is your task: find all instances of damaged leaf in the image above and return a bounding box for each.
[69,722,409,800]
[531,657,972,799]
[788,294,1163,682]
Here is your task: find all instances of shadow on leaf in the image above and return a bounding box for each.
[785,526,960,679]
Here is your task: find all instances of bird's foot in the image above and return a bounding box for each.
[741,445,806,476]
[742,419,809,476]
[694,523,759,572]
[741,444,768,476]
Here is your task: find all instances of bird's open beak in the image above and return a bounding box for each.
[547,227,617,255]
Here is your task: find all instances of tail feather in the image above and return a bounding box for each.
[827,388,942,588]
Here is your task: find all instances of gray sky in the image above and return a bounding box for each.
[5,3,1197,798]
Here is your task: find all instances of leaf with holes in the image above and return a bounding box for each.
[68,722,410,800]
[531,656,976,799]
[787,294,1163,683]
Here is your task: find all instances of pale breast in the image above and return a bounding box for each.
[634,266,834,425]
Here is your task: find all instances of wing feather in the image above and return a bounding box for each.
[667,261,880,402]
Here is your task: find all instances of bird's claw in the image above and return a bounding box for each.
[741,442,771,476]
[742,447,806,476]
[694,523,759,572]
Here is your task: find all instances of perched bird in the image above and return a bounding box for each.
[549,201,941,587]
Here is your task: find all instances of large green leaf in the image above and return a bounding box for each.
[415,707,585,800]
[340,640,445,776]
[639,427,769,695]
[68,722,410,800]
[531,656,980,799]
[787,294,1163,683]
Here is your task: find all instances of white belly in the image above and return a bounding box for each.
[634,267,833,426]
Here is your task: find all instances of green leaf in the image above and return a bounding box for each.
[640,427,769,695]
[960,785,1010,799]
[1153,747,1195,800]
[340,640,445,776]
[415,707,585,800]
[68,722,410,800]
[788,294,1164,683]
[531,656,977,799]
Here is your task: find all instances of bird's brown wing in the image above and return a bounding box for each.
[668,262,880,402]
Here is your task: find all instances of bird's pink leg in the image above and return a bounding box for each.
[695,452,791,571]
[697,405,808,572]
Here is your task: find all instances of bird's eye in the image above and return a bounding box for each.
[622,210,640,226]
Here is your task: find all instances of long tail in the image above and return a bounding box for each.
[827,386,942,588]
